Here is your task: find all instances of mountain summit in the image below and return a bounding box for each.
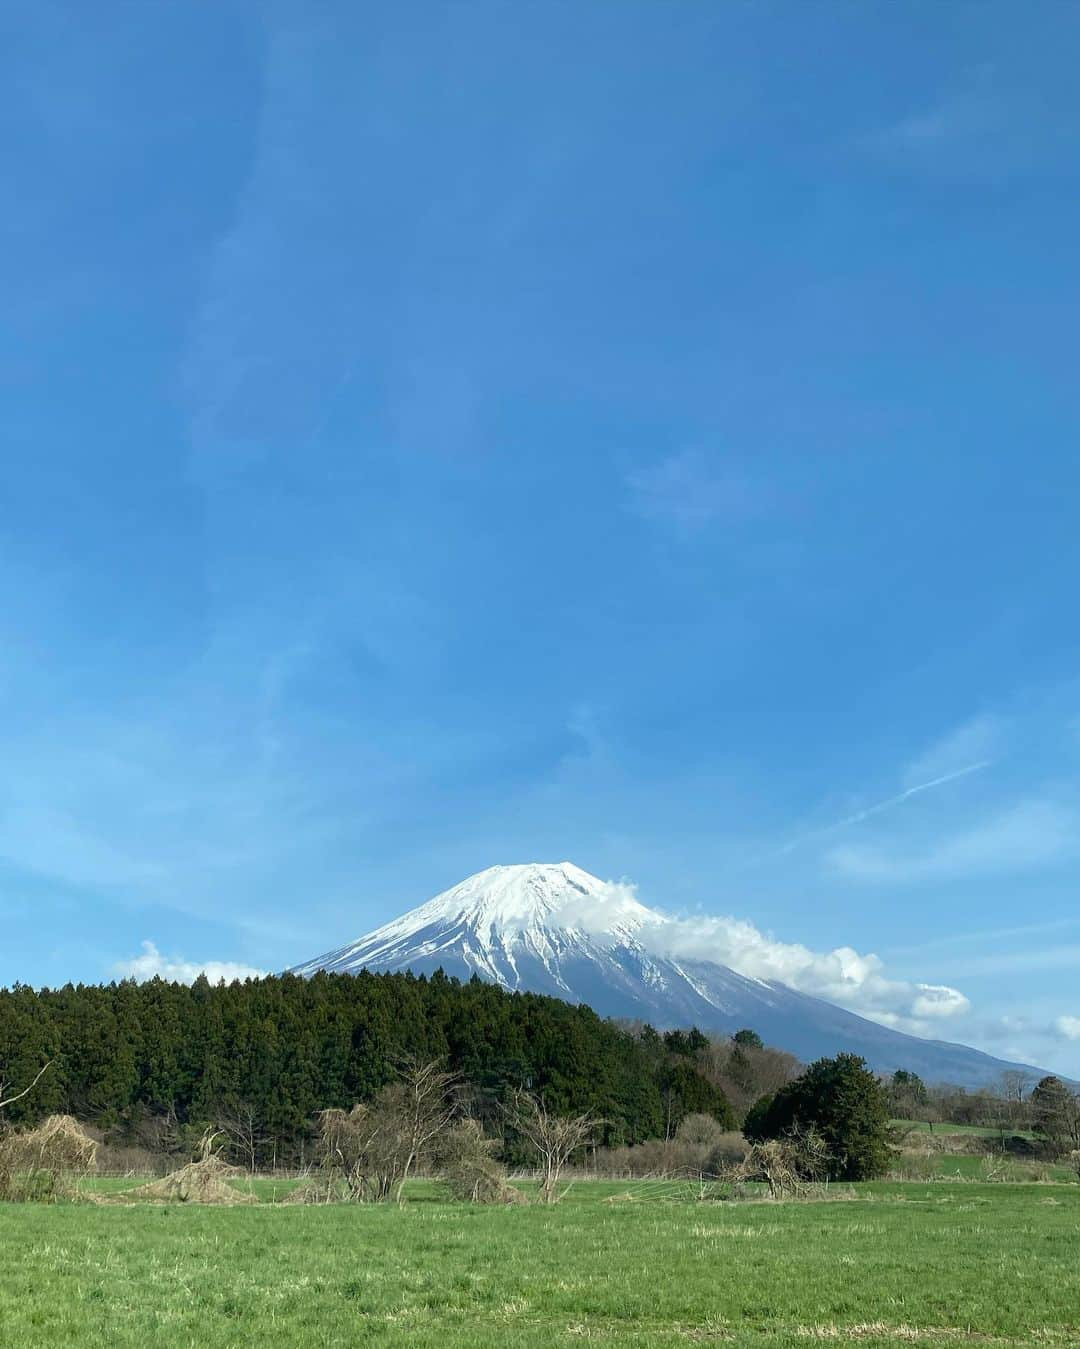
[292,862,1049,1087]
[291,862,660,991]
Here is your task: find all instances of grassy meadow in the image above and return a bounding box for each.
[2,1178,1079,1347]
[890,1119,1037,1140]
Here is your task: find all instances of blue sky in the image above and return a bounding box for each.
[4,1,1080,1074]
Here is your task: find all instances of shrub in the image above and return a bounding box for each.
[675,1113,726,1150]
[436,1120,523,1204]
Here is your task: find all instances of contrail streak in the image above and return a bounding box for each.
[776,760,991,856]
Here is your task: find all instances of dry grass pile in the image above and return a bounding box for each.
[280,1175,348,1205]
[284,1104,405,1205]
[110,1129,255,1205]
[120,1153,256,1205]
[0,1114,99,1202]
[23,1115,97,1173]
[317,1103,392,1202]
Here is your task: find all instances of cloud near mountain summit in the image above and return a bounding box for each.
[560,879,971,1037]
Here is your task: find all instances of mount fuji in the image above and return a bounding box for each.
[291,862,1047,1087]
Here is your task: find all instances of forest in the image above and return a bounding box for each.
[0,970,737,1160]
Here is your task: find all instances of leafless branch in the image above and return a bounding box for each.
[0,1061,52,1113]
[505,1090,601,1204]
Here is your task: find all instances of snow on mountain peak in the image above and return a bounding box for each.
[414,861,655,938]
[290,862,661,984]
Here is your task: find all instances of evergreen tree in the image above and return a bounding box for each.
[0,971,728,1158]
[743,1053,891,1180]
[1030,1075,1080,1152]
[888,1068,929,1120]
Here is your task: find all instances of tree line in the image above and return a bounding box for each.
[15,965,1047,1186]
[0,970,737,1162]
[885,1066,1080,1150]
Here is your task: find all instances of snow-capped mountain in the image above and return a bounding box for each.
[292,862,1047,1087]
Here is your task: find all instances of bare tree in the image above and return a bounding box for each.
[216,1100,268,1174]
[733,1126,831,1199]
[998,1070,1033,1106]
[317,1059,457,1205]
[387,1059,458,1204]
[505,1090,600,1204]
[135,1105,187,1164]
[318,1104,386,1202]
[698,1036,799,1120]
[735,1139,803,1198]
[0,1061,52,1114]
[994,1070,1035,1142]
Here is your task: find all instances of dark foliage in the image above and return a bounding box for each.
[743,1053,891,1180]
[1030,1075,1080,1152]
[657,1061,736,1133]
[741,1091,775,1141]
[0,971,731,1161]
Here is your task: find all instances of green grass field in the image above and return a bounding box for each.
[2,1179,1080,1347]
[890,1119,1036,1140]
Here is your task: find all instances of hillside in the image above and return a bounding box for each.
[0,970,723,1150]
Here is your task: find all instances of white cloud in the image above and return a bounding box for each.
[950,1013,1080,1074]
[826,799,1077,884]
[559,880,971,1036]
[910,985,970,1020]
[113,941,267,986]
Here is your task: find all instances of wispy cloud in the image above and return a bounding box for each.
[955,1012,1080,1071]
[930,946,1080,980]
[779,760,990,858]
[876,67,1000,148]
[827,798,1077,884]
[763,714,1002,865]
[886,914,1080,960]
[0,805,167,892]
[902,715,1004,789]
[113,941,266,985]
[864,65,1065,184]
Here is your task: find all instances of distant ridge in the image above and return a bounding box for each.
[293,862,1056,1088]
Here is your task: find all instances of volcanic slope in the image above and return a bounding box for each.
[293,862,1049,1087]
